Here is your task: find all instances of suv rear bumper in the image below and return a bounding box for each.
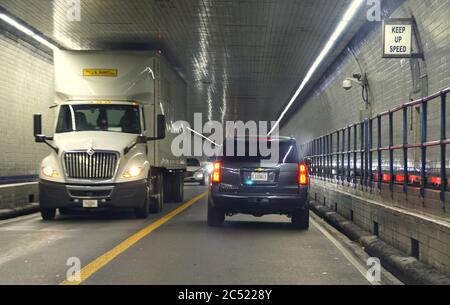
[39,179,147,210]
[209,189,309,215]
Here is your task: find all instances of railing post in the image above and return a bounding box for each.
[389,111,394,192]
[312,140,315,176]
[336,131,340,181]
[369,119,373,188]
[347,126,351,183]
[311,139,317,176]
[341,129,345,184]
[319,137,322,178]
[365,119,370,188]
[353,124,357,185]
[330,133,333,180]
[421,100,428,197]
[403,106,408,194]
[321,136,327,180]
[377,115,382,190]
[440,92,447,205]
[315,138,318,178]
[360,121,365,187]
[325,135,330,180]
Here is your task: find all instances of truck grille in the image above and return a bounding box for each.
[64,151,119,180]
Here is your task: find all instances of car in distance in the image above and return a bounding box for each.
[184,158,207,185]
[207,137,310,229]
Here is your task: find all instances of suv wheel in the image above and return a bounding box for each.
[41,208,56,221]
[59,208,70,216]
[207,200,225,227]
[172,173,184,203]
[292,208,309,230]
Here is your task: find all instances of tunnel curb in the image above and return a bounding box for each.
[0,203,39,221]
[310,201,450,285]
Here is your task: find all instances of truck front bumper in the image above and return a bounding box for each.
[39,179,147,210]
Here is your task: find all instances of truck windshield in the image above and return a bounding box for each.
[56,104,141,134]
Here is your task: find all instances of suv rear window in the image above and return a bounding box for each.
[187,158,201,166]
[219,139,299,164]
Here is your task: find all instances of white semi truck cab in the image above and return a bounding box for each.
[34,51,187,220]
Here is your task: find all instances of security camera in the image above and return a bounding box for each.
[342,79,353,90]
[342,73,370,105]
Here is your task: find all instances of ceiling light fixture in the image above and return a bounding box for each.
[0,13,58,51]
[268,0,365,135]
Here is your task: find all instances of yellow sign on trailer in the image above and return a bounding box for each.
[83,69,118,77]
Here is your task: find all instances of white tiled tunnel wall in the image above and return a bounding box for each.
[0,33,54,178]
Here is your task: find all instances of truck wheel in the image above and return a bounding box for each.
[292,208,309,230]
[172,172,184,203]
[207,200,225,227]
[164,173,173,203]
[41,208,56,221]
[149,174,163,214]
[199,175,206,186]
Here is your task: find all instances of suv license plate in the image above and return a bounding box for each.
[83,200,98,208]
[251,172,268,182]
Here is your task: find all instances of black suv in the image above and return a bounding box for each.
[208,137,309,229]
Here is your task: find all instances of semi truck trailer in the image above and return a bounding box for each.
[33,50,187,220]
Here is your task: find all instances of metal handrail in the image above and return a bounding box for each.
[300,86,450,205]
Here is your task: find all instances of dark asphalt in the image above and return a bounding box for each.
[0,185,372,285]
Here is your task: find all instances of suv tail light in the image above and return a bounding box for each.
[298,163,309,186]
[212,161,222,183]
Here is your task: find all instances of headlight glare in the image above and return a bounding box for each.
[123,166,144,178]
[42,166,59,178]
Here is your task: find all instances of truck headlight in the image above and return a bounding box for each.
[42,166,60,178]
[123,166,144,178]
[195,171,204,178]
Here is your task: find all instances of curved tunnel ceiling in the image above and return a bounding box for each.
[0,0,367,124]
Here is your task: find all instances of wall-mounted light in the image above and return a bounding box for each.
[0,13,58,51]
[268,0,365,135]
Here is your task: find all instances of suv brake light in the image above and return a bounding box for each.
[212,161,222,183]
[298,163,309,186]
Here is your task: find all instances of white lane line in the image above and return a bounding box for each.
[310,217,380,286]
[0,213,40,226]
[0,182,37,189]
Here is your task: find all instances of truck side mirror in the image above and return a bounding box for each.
[34,114,42,137]
[146,115,166,141]
[156,114,166,140]
[34,114,45,143]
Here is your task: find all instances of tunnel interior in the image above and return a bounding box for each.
[0,0,449,286]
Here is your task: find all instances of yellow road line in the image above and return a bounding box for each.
[61,191,208,285]
[310,217,380,286]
